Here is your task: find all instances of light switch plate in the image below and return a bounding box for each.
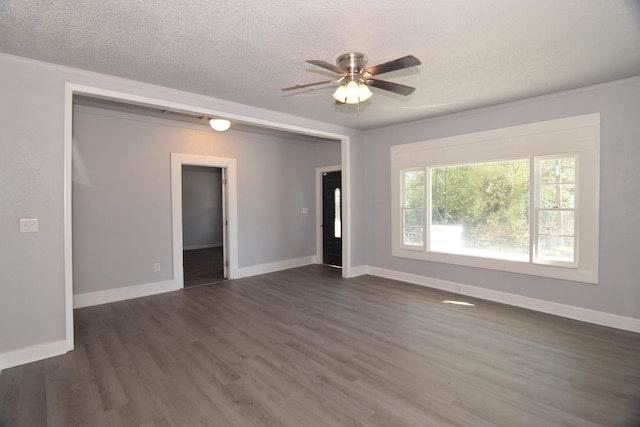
[20,218,38,232]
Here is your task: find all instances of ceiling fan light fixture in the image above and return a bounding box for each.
[333,80,373,104]
[358,83,372,102]
[332,84,348,102]
[209,118,231,131]
[345,80,360,104]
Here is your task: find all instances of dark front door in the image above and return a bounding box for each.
[322,171,342,266]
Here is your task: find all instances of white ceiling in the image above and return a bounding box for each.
[2,0,640,130]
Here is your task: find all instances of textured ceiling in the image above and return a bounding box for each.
[1,0,640,130]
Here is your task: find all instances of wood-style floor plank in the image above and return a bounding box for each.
[2,264,640,426]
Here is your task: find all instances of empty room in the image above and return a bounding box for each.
[1,1,640,426]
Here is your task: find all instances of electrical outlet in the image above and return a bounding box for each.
[20,218,38,233]
[154,263,160,272]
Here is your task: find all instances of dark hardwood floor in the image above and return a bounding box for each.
[2,265,640,426]
[183,247,225,287]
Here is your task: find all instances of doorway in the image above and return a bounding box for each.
[171,153,237,288]
[322,170,342,267]
[181,165,227,287]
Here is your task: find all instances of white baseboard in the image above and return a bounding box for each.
[366,266,640,334]
[346,265,367,278]
[74,280,180,308]
[183,243,223,250]
[74,255,317,308]
[235,256,316,279]
[0,339,71,372]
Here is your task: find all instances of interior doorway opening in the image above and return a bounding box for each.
[171,153,237,288]
[181,165,227,287]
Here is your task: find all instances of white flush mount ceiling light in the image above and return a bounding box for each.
[209,118,231,131]
[283,52,421,105]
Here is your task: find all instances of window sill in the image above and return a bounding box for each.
[392,247,598,284]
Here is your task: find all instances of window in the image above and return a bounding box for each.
[334,188,342,238]
[391,114,599,283]
[428,159,530,262]
[402,169,425,247]
[536,156,576,264]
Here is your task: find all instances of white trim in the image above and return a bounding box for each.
[67,84,348,140]
[63,85,74,353]
[366,266,640,334]
[348,265,368,277]
[235,256,316,279]
[341,138,352,278]
[171,153,238,285]
[183,243,223,251]
[391,113,600,154]
[0,340,70,372]
[315,165,341,265]
[73,280,179,308]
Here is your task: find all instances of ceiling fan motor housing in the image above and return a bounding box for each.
[337,52,369,81]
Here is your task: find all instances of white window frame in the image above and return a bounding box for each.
[391,114,600,284]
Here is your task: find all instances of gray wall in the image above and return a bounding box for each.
[0,52,357,359]
[182,166,223,249]
[0,55,67,353]
[72,105,341,295]
[363,77,640,319]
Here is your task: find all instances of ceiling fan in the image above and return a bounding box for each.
[282,52,421,104]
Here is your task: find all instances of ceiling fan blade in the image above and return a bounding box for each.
[368,79,416,96]
[306,60,345,75]
[282,80,336,91]
[365,55,421,76]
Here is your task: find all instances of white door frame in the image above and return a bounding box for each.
[171,154,238,285]
[316,165,341,264]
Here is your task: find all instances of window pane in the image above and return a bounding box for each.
[540,158,575,184]
[334,188,341,238]
[536,155,576,264]
[539,210,574,236]
[404,209,424,227]
[539,235,574,262]
[430,159,529,261]
[403,209,423,245]
[429,225,463,253]
[402,169,425,248]
[403,226,424,246]
[540,184,575,209]
[404,170,424,187]
[403,170,425,208]
[404,189,425,208]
